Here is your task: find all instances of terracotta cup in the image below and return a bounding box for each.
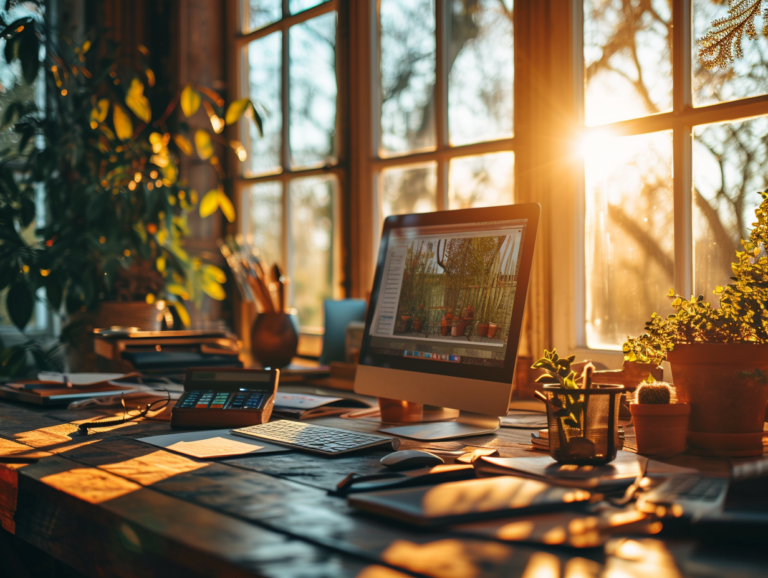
[250,311,299,369]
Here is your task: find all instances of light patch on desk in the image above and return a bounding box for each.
[98,450,209,486]
[0,437,50,459]
[12,424,101,455]
[521,552,560,578]
[605,538,683,578]
[41,467,141,504]
[166,437,263,459]
[382,539,508,578]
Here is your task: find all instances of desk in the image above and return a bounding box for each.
[0,391,765,578]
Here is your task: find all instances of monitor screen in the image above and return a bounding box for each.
[359,206,538,386]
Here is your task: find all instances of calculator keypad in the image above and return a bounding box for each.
[176,390,266,410]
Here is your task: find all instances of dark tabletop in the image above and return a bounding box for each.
[0,390,765,578]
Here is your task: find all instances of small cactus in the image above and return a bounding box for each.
[636,382,673,404]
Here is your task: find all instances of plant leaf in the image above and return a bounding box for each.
[201,277,226,300]
[199,189,219,218]
[225,98,251,125]
[7,280,33,330]
[125,78,151,123]
[91,98,109,125]
[113,104,133,141]
[172,134,193,156]
[173,301,191,328]
[194,130,214,160]
[180,84,201,117]
[204,264,227,284]
[217,189,235,222]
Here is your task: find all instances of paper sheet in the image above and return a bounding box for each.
[167,437,263,458]
[138,429,291,458]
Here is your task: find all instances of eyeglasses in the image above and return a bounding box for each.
[76,389,171,435]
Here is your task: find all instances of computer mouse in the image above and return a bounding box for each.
[380,449,444,471]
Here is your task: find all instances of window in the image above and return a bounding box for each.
[0,1,48,335]
[574,1,768,356]
[231,0,341,331]
[374,0,514,226]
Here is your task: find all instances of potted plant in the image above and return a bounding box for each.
[623,190,768,456]
[413,304,425,333]
[532,350,623,464]
[441,314,449,336]
[629,380,689,457]
[0,22,262,371]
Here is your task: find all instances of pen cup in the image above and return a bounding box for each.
[251,311,299,369]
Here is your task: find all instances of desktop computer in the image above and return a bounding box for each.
[355,204,540,440]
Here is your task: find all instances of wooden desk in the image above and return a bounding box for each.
[0,395,765,578]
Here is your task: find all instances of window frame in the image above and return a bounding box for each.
[226,0,346,346]
[552,0,768,367]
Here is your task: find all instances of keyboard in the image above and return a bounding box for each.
[231,420,401,456]
[636,474,729,520]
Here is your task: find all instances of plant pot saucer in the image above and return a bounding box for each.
[686,430,766,457]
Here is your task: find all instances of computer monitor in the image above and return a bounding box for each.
[355,203,540,440]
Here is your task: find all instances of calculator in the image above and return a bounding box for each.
[170,368,279,429]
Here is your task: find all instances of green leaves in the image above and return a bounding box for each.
[6,280,33,330]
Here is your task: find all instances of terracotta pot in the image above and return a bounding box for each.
[668,343,768,456]
[413,319,423,332]
[456,318,469,336]
[477,323,489,337]
[400,315,412,332]
[441,316,449,336]
[630,403,690,456]
[450,321,459,336]
[487,322,498,338]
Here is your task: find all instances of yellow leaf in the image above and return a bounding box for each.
[99,123,116,140]
[167,283,187,296]
[180,84,201,117]
[194,130,214,160]
[217,189,235,223]
[173,300,191,328]
[113,104,133,141]
[145,68,156,87]
[199,190,219,218]
[204,264,227,284]
[149,132,164,153]
[91,98,109,125]
[172,134,193,156]
[201,277,226,301]
[225,98,251,125]
[156,256,166,273]
[125,78,151,123]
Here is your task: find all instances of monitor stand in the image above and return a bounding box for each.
[379,411,500,441]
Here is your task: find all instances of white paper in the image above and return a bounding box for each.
[38,372,129,386]
[138,429,289,457]
[274,392,342,410]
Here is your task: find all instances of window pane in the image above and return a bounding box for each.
[584,131,674,349]
[290,13,337,168]
[583,0,672,126]
[246,34,282,176]
[693,117,768,295]
[290,176,336,328]
[448,152,514,209]
[245,182,283,268]
[289,0,324,13]
[448,0,513,146]
[380,163,437,220]
[379,0,436,156]
[242,0,282,33]
[693,0,768,106]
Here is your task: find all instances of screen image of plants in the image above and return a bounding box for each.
[393,235,520,347]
